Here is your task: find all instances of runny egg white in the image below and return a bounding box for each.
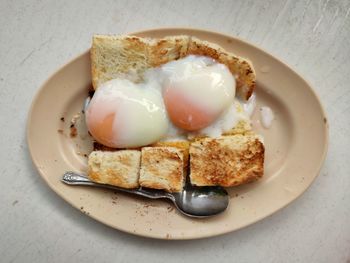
[86,55,250,148]
[192,100,249,138]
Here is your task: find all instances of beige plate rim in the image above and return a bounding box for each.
[27,27,329,240]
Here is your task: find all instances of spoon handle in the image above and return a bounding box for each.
[62,171,172,200]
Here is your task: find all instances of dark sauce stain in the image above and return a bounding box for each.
[70,126,77,137]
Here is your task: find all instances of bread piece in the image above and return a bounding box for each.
[148,36,190,67]
[88,150,141,188]
[150,140,190,169]
[91,35,190,89]
[91,35,149,89]
[139,147,185,192]
[91,35,256,100]
[190,134,264,187]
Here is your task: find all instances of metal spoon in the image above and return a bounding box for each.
[62,171,229,218]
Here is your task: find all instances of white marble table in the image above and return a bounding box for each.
[1,0,349,262]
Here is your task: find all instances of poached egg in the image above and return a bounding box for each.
[86,55,244,148]
[161,56,235,131]
[86,78,168,148]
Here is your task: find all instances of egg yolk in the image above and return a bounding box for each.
[87,112,116,148]
[163,88,217,131]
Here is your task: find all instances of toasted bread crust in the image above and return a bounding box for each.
[150,140,190,169]
[148,36,190,67]
[91,35,256,100]
[190,135,264,187]
[88,150,141,188]
[139,147,185,192]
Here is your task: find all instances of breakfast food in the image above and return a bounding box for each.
[86,34,264,192]
[86,78,168,148]
[139,147,185,192]
[86,54,247,148]
[88,150,141,188]
[91,35,256,100]
[151,140,190,168]
[190,134,264,186]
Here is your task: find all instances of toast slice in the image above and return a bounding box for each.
[91,35,256,100]
[150,140,190,169]
[91,35,190,89]
[88,150,141,188]
[189,134,264,187]
[139,147,186,192]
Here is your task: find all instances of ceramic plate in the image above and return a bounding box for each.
[27,28,328,239]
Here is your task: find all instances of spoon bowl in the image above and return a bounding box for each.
[172,186,229,217]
